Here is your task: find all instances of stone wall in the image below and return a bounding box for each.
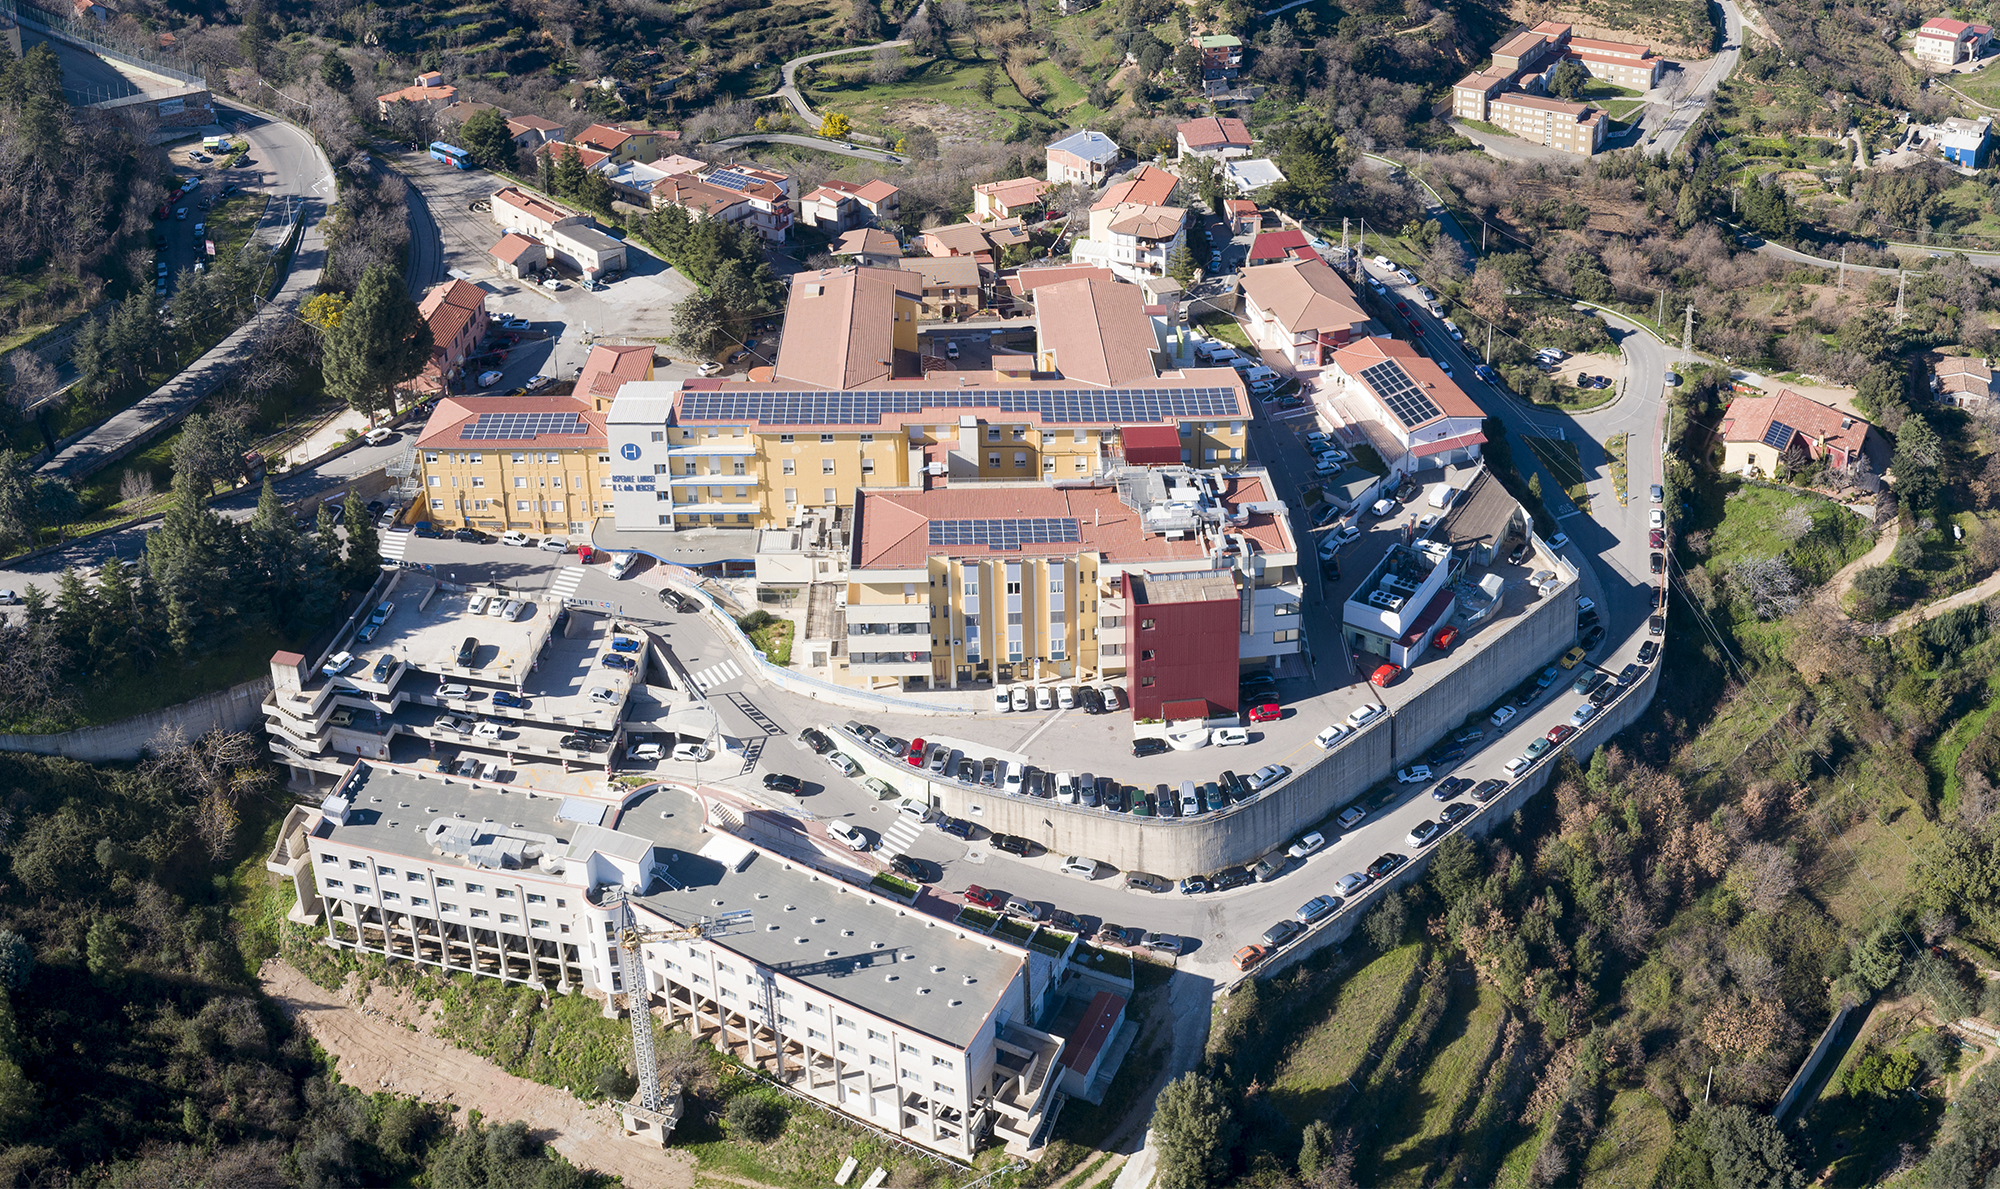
[0,677,273,763]
[1389,578,1579,764]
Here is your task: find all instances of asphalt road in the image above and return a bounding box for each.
[40,102,334,481]
[1649,0,1744,159]
[708,133,907,165]
[763,39,911,128]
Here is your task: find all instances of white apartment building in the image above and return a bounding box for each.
[1069,202,1186,282]
[268,764,1070,1157]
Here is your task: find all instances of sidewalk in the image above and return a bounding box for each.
[278,408,371,468]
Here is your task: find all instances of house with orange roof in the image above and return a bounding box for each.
[1239,256,1370,371]
[376,72,456,120]
[1324,336,1487,468]
[917,219,1031,264]
[413,396,611,533]
[1071,199,1187,282]
[412,278,488,393]
[487,233,546,280]
[1092,164,1178,211]
[505,114,564,152]
[800,178,902,232]
[1224,199,1260,236]
[572,343,655,410]
[1719,389,1880,480]
[972,176,1054,221]
[1175,116,1253,159]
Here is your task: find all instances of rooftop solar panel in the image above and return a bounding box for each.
[1359,360,1441,429]
[928,518,1083,550]
[706,169,754,191]
[1760,420,1796,450]
[458,412,589,441]
[675,386,1242,427]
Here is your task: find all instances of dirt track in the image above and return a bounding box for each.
[260,959,698,1189]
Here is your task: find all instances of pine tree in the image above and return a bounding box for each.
[459,107,517,172]
[323,264,432,417]
[343,490,380,582]
[551,144,587,199]
[52,568,94,661]
[144,477,241,654]
[92,555,138,669]
[320,49,354,91]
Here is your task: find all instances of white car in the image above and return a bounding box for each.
[1649,509,1665,530]
[608,552,637,579]
[501,318,530,331]
[437,682,471,700]
[1002,764,1024,794]
[1057,685,1076,710]
[588,687,618,704]
[628,741,663,760]
[1035,685,1054,710]
[477,370,503,387]
[827,821,870,851]
[826,752,859,776]
[697,360,725,376]
[1315,724,1348,749]
[1490,705,1517,727]
[486,597,506,617]
[1059,856,1097,878]
[502,599,526,621]
[1346,704,1385,729]
[1371,254,1394,269]
[1214,727,1250,747]
[321,651,354,677]
[1397,764,1433,784]
[1010,685,1030,711]
[1504,755,1532,775]
[541,278,564,291]
[539,536,568,553]
[1337,806,1366,829]
[1248,764,1289,791]
[672,742,712,762]
[1549,532,1572,551]
[992,688,1012,712]
[473,720,503,739]
[1371,497,1397,517]
[1330,524,1362,547]
[1101,686,1123,711]
[363,427,393,445]
[897,797,933,823]
[1288,831,1326,859]
[524,375,552,391]
[1569,703,1598,726]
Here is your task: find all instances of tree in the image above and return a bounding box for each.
[820,112,852,139]
[85,914,125,983]
[302,291,350,333]
[342,489,381,582]
[144,475,242,654]
[1892,414,1943,513]
[0,932,32,993]
[725,1094,786,1141]
[550,144,587,199]
[870,44,907,84]
[1701,1105,1806,1189]
[323,264,432,417]
[1363,890,1408,950]
[1166,244,1198,285]
[1548,60,1587,98]
[669,291,729,357]
[171,411,249,495]
[458,107,518,172]
[320,49,354,91]
[0,450,78,552]
[1151,1072,1238,1189]
[1268,121,1352,221]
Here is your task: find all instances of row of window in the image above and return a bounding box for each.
[432,499,599,514]
[426,452,614,465]
[428,475,591,488]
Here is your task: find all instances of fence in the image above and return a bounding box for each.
[0,0,206,86]
[1773,1001,1858,1124]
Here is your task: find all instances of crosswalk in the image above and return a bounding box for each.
[549,566,585,598]
[877,813,925,857]
[687,658,743,691]
[380,530,412,561]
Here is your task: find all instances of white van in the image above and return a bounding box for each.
[1428,483,1456,509]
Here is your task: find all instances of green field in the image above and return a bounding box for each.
[1367,982,1506,1186]
[1579,1088,1674,1186]
[1705,481,1874,583]
[1194,312,1253,352]
[1267,943,1425,1123]
[804,39,1039,142]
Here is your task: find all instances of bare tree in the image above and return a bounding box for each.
[1728,843,1798,915]
[1,352,61,418]
[870,43,908,84]
[119,469,156,504]
[1727,555,1806,619]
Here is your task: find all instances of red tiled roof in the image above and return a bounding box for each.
[489,233,541,265]
[1005,265,1116,297]
[1058,991,1127,1074]
[574,123,634,153]
[853,179,899,204]
[1246,228,1311,263]
[1333,336,1485,427]
[1093,165,1177,210]
[415,396,605,449]
[1177,116,1252,149]
[377,81,456,105]
[574,342,654,402]
[1922,16,1971,34]
[1719,389,1871,456]
[536,142,611,170]
[1411,430,1489,458]
[417,279,486,370]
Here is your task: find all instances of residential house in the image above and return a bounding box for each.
[376,72,456,121]
[573,123,667,161]
[1915,16,1993,65]
[917,219,1031,265]
[435,100,499,133]
[833,227,904,267]
[1194,33,1243,94]
[1175,116,1253,159]
[413,279,488,394]
[1239,256,1371,371]
[1324,336,1487,468]
[536,141,615,176]
[973,176,1054,221]
[602,158,695,208]
[1002,264,1116,310]
[572,342,656,410]
[505,114,564,152]
[800,178,902,232]
[1719,389,1879,478]
[1488,92,1607,156]
[1093,164,1178,211]
[1224,199,1260,236]
[1070,202,1187,282]
[487,233,546,280]
[1194,33,1243,67]
[1935,356,1995,408]
[1246,228,1314,266]
[1033,278,1164,386]
[1046,130,1120,185]
[699,163,793,241]
[490,186,589,240]
[648,174,753,226]
[1940,116,1993,167]
[896,255,988,320]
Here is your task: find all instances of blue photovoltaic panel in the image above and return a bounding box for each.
[1359,360,1440,429]
[1760,420,1795,450]
[928,518,1083,550]
[706,169,754,191]
[459,412,589,440]
[675,387,1242,427]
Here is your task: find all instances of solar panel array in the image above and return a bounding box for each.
[1359,360,1441,429]
[928,518,1083,550]
[459,412,589,441]
[677,387,1241,427]
[1761,419,1796,450]
[705,168,755,192]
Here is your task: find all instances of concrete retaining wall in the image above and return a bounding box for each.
[1391,580,1579,764]
[0,676,273,763]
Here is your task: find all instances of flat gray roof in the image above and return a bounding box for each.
[316,763,597,868]
[618,787,1021,1049]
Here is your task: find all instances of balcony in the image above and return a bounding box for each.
[847,650,932,676]
[845,603,932,627]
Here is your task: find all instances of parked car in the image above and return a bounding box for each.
[1397,764,1432,784]
[1125,872,1171,894]
[965,885,1007,910]
[1337,805,1367,829]
[1059,856,1098,878]
[1370,664,1403,687]
[1347,703,1385,728]
[1247,702,1281,723]
[1638,640,1660,663]
[1133,737,1169,757]
[990,833,1031,856]
[1365,853,1409,879]
[763,773,803,794]
[491,690,528,709]
[1214,727,1249,747]
[1441,803,1474,826]
[1234,945,1271,972]
[1407,820,1442,847]
[1471,779,1508,803]
[1314,725,1349,749]
[1287,832,1327,859]
[799,727,832,754]
[826,822,870,851]
[1490,705,1517,727]
[1262,920,1304,947]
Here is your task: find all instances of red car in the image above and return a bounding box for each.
[963,885,1006,909]
[1370,663,1403,687]
[1546,724,1576,745]
[1233,944,1270,972]
[1648,529,1665,548]
[1248,702,1281,723]
[1433,626,1460,651]
[906,737,928,767]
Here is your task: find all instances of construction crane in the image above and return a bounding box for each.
[605,894,753,1144]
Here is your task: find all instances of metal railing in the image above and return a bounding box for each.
[0,0,206,86]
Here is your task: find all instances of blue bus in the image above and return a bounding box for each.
[429,142,471,169]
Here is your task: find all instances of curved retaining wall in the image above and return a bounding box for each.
[1388,577,1579,764]
[0,676,273,763]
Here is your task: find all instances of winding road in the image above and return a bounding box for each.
[708,132,907,164]
[763,38,912,128]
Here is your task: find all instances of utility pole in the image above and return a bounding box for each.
[1484,321,1494,364]
[1340,216,1350,253]
[1655,289,1664,326]
[1358,217,1365,258]
[1838,243,1847,289]
[1682,304,1695,355]
[1896,270,1907,320]
[1481,220,1488,251]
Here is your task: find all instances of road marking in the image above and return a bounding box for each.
[549,566,585,597]
[689,659,743,691]
[380,530,411,560]
[1014,708,1069,752]
[879,815,924,856]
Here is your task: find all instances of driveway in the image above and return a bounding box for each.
[708,132,907,165]
[1649,0,1745,158]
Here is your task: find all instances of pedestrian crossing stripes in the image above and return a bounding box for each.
[688,659,743,691]
[549,566,585,597]
[878,814,924,857]
[380,530,412,560]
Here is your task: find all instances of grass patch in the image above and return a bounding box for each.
[1707,481,1875,584]
[747,617,793,666]
[1579,1088,1674,1186]
[868,871,919,900]
[1457,118,1508,138]
[1530,381,1620,413]
[1194,312,1253,351]
[1577,78,1643,99]
[3,626,295,733]
[1368,980,1506,1186]
[803,38,1037,141]
[1605,431,1630,503]
[1266,942,1426,1124]
[1072,942,1131,981]
[1524,435,1591,512]
[1601,97,1649,121]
